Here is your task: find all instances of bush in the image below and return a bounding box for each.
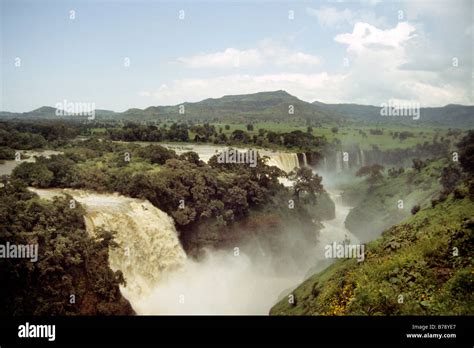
[453,188,465,200]
[411,205,421,215]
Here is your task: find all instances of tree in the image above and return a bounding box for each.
[440,165,462,193]
[266,131,279,144]
[224,125,230,130]
[412,159,425,172]
[331,127,339,134]
[411,205,420,215]
[39,155,75,187]
[12,162,54,188]
[0,147,15,160]
[223,186,249,217]
[179,151,202,165]
[356,164,384,186]
[0,182,132,315]
[246,124,254,132]
[136,145,177,164]
[399,131,413,142]
[457,131,474,177]
[231,130,250,143]
[288,167,323,202]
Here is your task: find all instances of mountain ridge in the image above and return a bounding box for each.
[1,90,472,127]
[313,100,474,127]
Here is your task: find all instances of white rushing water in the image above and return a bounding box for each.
[315,190,359,253]
[335,151,342,173]
[31,188,300,314]
[31,188,187,300]
[149,143,301,174]
[131,186,357,315]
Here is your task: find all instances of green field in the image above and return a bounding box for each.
[88,121,465,153]
[212,122,463,150]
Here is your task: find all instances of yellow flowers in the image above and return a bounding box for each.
[327,283,355,315]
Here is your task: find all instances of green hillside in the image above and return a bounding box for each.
[270,188,473,315]
[313,101,474,128]
[0,107,117,120]
[342,158,446,242]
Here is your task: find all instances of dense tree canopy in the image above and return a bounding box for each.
[356,164,385,186]
[0,181,132,315]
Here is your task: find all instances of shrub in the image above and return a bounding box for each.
[411,205,421,215]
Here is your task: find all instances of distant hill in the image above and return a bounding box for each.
[0,91,340,125]
[1,90,472,127]
[120,90,340,124]
[0,107,118,120]
[313,101,474,128]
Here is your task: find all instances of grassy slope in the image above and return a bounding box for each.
[270,189,473,315]
[342,159,446,242]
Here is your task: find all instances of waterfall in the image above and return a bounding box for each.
[343,153,350,171]
[302,153,308,167]
[30,188,187,300]
[264,152,300,173]
[323,157,328,171]
[335,151,342,173]
[360,149,366,167]
[27,182,358,315]
[160,143,299,174]
[316,190,359,249]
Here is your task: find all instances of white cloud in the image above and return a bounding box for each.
[277,52,321,68]
[307,6,386,29]
[178,48,262,69]
[259,41,321,68]
[335,22,416,52]
[307,7,353,28]
[178,41,320,70]
[139,73,346,105]
[140,22,471,108]
[333,21,471,106]
[139,66,470,108]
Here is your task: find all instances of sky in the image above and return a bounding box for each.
[1,0,473,112]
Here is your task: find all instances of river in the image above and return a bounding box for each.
[0,150,62,176]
